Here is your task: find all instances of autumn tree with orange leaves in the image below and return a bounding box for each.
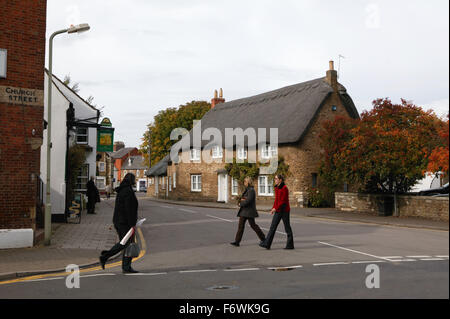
[319,98,447,194]
[426,115,449,176]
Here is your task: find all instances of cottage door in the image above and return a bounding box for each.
[217,174,228,203]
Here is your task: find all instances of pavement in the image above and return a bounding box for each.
[0,195,447,282]
[0,198,118,281]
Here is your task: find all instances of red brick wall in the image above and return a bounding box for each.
[0,0,47,229]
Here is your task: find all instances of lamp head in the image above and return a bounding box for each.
[67,23,90,34]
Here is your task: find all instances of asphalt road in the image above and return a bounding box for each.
[0,198,448,299]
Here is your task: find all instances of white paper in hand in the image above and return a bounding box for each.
[120,227,135,246]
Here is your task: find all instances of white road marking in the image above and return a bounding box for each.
[179,208,197,213]
[223,268,260,272]
[25,277,65,283]
[313,262,349,266]
[161,205,172,209]
[318,241,393,262]
[388,259,416,262]
[206,215,234,223]
[420,258,446,261]
[406,256,431,259]
[261,227,286,236]
[381,256,404,259]
[80,274,116,278]
[179,270,217,274]
[124,272,167,276]
[268,265,303,270]
[435,255,449,258]
[351,260,387,264]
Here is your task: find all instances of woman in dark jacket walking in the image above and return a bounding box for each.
[86,176,100,214]
[230,177,266,247]
[99,173,139,273]
[259,174,294,250]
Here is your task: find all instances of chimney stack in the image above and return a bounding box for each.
[114,141,125,152]
[211,88,225,109]
[325,60,338,91]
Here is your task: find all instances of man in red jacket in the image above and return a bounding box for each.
[259,174,294,250]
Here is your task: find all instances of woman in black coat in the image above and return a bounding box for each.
[230,177,266,247]
[86,176,100,214]
[99,173,139,273]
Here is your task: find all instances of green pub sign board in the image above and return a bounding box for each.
[97,118,114,152]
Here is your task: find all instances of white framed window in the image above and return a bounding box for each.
[261,145,278,159]
[169,176,172,192]
[191,175,202,192]
[237,147,247,160]
[212,145,223,159]
[98,162,106,172]
[96,176,106,189]
[75,164,89,191]
[173,172,176,188]
[258,176,274,196]
[161,176,165,189]
[190,148,201,161]
[76,127,88,144]
[232,178,239,196]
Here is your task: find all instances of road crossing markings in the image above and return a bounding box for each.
[313,262,350,267]
[124,272,167,276]
[223,268,260,272]
[179,208,198,214]
[351,261,387,264]
[318,241,393,262]
[179,270,218,274]
[206,215,234,223]
[260,227,287,236]
[420,258,445,261]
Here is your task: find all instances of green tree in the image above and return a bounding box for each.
[140,101,211,165]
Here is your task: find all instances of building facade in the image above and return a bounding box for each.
[40,71,99,222]
[0,0,47,248]
[147,62,360,208]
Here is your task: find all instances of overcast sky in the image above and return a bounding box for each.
[46,0,449,148]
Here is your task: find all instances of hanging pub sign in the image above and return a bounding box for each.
[97,117,114,152]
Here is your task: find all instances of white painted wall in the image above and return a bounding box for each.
[0,229,34,249]
[41,73,70,216]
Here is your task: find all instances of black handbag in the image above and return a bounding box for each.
[124,238,140,258]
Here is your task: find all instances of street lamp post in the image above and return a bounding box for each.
[45,24,90,246]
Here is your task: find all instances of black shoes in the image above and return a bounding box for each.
[259,242,270,250]
[99,255,107,270]
[230,242,240,247]
[123,268,139,274]
[284,246,295,250]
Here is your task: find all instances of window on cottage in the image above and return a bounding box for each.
[173,172,176,188]
[212,145,223,159]
[75,164,89,191]
[99,162,106,173]
[258,176,274,196]
[76,127,88,144]
[190,149,201,161]
[96,177,106,189]
[169,176,172,192]
[232,178,239,196]
[237,147,247,160]
[261,145,278,159]
[312,173,318,188]
[191,175,202,192]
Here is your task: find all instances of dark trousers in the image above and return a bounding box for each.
[87,199,96,214]
[235,217,266,243]
[101,224,134,271]
[263,211,294,249]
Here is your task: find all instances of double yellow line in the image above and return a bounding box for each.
[0,228,147,286]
